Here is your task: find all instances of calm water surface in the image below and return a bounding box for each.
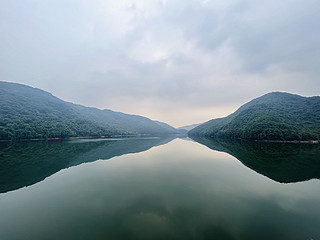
[0,137,319,240]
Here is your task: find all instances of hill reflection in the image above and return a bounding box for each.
[0,137,175,193]
[190,136,320,183]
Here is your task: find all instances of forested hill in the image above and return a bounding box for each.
[189,92,320,141]
[0,81,179,140]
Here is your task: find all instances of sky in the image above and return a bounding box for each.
[1,0,320,127]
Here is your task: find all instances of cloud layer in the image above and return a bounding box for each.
[1,0,319,126]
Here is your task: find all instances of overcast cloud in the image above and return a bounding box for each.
[1,0,319,126]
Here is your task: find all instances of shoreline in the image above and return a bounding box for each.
[254,139,319,144]
[0,133,185,143]
[188,135,319,144]
[0,135,142,142]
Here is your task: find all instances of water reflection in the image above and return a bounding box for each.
[190,136,320,183]
[0,138,319,240]
[0,137,175,193]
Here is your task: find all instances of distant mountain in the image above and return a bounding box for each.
[178,123,201,131]
[0,81,178,140]
[190,136,320,183]
[189,92,320,141]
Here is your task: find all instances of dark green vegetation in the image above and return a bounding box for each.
[0,137,175,193]
[191,136,320,183]
[189,92,320,141]
[0,81,179,140]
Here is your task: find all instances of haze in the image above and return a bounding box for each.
[1,0,319,127]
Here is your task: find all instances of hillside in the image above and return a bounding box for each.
[189,92,320,141]
[0,81,178,140]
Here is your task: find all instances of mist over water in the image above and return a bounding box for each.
[0,138,319,240]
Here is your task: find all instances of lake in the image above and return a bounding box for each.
[0,137,319,240]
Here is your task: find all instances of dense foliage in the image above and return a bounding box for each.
[0,81,178,140]
[189,92,320,140]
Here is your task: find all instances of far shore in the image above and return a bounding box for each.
[254,139,319,144]
[189,135,319,144]
[0,133,186,143]
[0,135,142,142]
